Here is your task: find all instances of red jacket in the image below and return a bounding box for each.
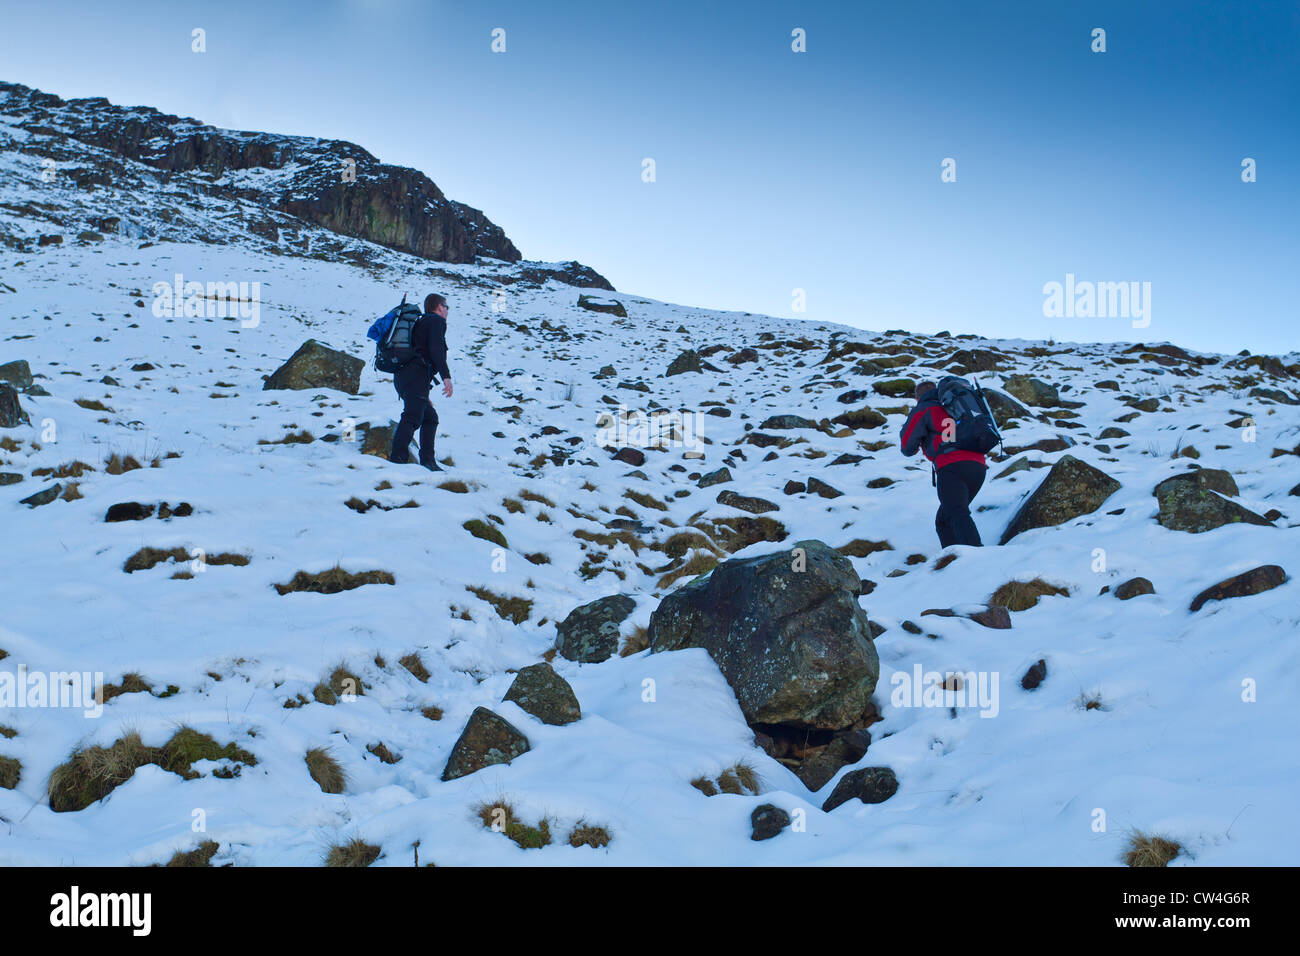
[899,399,987,470]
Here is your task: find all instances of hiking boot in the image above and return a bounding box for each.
[419,460,443,472]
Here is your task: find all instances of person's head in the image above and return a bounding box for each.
[915,380,937,402]
[424,293,448,318]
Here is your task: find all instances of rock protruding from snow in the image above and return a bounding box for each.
[503,662,581,726]
[0,360,33,389]
[1154,469,1272,533]
[264,340,364,395]
[1189,565,1287,612]
[666,349,703,376]
[750,804,791,840]
[1001,375,1060,407]
[648,540,879,729]
[576,294,626,317]
[440,707,531,780]
[1114,577,1156,600]
[821,766,899,812]
[1000,455,1121,544]
[555,594,637,663]
[0,384,27,428]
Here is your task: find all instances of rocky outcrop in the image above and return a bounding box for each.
[1000,455,1121,544]
[503,663,581,726]
[1154,470,1272,533]
[577,294,627,317]
[263,340,364,395]
[555,594,637,663]
[666,350,703,376]
[440,707,530,780]
[648,540,879,730]
[0,81,520,264]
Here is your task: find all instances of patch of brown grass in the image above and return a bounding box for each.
[305,747,346,794]
[400,653,430,682]
[568,821,612,849]
[274,566,395,595]
[990,578,1070,612]
[620,625,650,657]
[33,460,95,479]
[104,453,142,474]
[656,550,719,590]
[837,539,894,558]
[519,489,556,507]
[325,838,381,867]
[163,841,220,867]
[473,799,552,849]
[1124,832,1181,867]
[465,585,533,624]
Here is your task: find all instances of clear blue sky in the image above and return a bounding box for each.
[3,0,1296,354]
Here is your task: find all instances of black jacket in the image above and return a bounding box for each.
[409,313,451,383]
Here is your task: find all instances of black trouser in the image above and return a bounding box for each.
[935,460,986,547]
[390,364,438,465]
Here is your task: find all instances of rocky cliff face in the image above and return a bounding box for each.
[0,80,521,264]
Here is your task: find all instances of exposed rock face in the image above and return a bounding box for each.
[0,81,520,263]
[1154,470,1272,533]
[1189,565,1286,612]
[264,340,364,395]
[1000,455,1121,544]
[0,383,26,427]
[648,540,879,730]
[503,663,581,726]
[822,767,899,812]
[1002,375,1060,407]
[440,707,531,780]
[360,422,396,457]
[516,260,614,290]
[555,594,637,663]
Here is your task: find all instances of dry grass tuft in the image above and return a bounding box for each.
[305,747,346,794]
[991,578,1071,612]
[274,566,395,595]
[473,799,553,850]
[568,821,612,849]
[1124,832,1181,867]
[620,625,650,657]
[465,585,533,624]
[163,841,220,867]
[325,838,381,867]
[399,653,430,683]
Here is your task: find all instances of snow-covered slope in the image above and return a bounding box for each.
[2,103,1298,868]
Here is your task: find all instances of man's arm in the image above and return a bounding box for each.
[899,404,931,457]
[427,315,452,383]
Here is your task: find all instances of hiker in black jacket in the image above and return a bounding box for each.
[390,293,454,470]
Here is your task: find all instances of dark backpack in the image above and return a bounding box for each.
[933,375,1001,455]
[368,296,422,373]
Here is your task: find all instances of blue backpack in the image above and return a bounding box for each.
[367,295,422,373]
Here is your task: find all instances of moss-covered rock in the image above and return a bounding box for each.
[503,662,581,725]
[1154,469,1272,533]
[441,707,530,781]
[263,339,364,395]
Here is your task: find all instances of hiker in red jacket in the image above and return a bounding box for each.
[899,380,987,547]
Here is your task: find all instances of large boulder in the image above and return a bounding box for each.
[440,707,530,780]
[502,662,581,725]
[1000,455,1120,544]
[264,340,364,395]
[831,406,887,430]
[1001,375,1060,407]
[666,350,703,376]
[1189,565,1286,612]
[0,360,33,389]
[1154,470,1272,533]
[555,594,636,663]
[648,540,879,729]
[0,383,27,428]
[981,388,1030,428]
